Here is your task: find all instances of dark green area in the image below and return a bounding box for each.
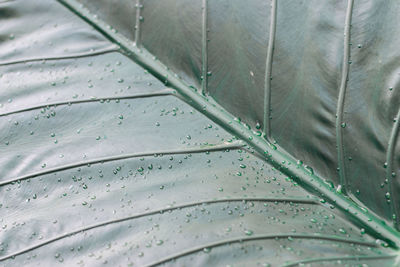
[0,0,399,265]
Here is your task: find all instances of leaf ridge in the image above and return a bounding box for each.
[145,233,380,267]
[283,253,398,267]
[0,46,118,66]
[201,0,208,95]
[134,0,142,46]
[335,0,354,194]
[387,107,400,230]
[0,89,174,117]
[263,0,277,141]
[0,197,318,262]
[0,141,243,187]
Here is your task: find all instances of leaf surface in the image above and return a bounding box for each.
[0,0,399,266]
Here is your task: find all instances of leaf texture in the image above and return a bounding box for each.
[0,0,399,266]
[126,0,400,228]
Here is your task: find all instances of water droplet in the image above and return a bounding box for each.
[244,230,253,236]
[336,185,343,194]
[203,247,211,253]
[304,165,314,175]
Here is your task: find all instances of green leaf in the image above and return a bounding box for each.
[0,0,399,266]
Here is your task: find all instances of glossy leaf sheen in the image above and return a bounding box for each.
[141,0,202,89]
[0,0,399,266]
